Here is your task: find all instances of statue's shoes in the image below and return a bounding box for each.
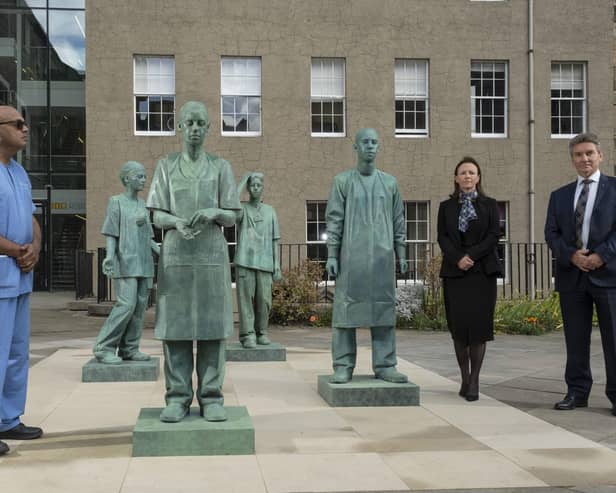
[241,337,257,349]
[256,334,271,345]
[160,403,188,423]
[375,368,408,383]
[329,368,352,384]
[122,351,151,362]
[95,352,122,364]
[201,403,227,422]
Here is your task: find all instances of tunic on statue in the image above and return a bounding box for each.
[326,169,406,328]
[146,151,241,341]
[234,202,280,273]
[101,194,155,287]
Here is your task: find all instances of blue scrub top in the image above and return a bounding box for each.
[0,159,35,298]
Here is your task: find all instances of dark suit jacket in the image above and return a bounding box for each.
[437,195,502,278]
[545,173,616,291]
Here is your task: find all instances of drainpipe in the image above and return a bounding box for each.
[528,0,536,299]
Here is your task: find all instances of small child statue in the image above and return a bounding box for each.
[235,172,282,348]
[93,161,160,364]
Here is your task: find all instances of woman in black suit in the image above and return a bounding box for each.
[437,157,502,401]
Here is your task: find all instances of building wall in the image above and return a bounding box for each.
[86,0,614,252]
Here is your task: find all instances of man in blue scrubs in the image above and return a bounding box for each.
[0,105,43,456]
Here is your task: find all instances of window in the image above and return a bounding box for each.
[221,57,261,136]
[404,201,430,280]
[223,225,237,281]
[134,56,175,135]
[306,201,329,268]
[496,201,509,281]
[551,62,586,137]
[395,59,429,137]
[470,61,507,137]
[311,58,345,136]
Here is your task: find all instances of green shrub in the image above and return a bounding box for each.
[494,291,563,335]
[310,304,333,327]
[270,261,324,325]
[401,254,448,331]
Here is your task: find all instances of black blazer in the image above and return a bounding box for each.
[544,174,616,291]
[437,195,502,278]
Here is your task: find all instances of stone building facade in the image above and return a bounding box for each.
[86,0,614,279]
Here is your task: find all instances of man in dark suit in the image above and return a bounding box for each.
[545,132,616,416]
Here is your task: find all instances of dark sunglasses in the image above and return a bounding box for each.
[0,119,27,130]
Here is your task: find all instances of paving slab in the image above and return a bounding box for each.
[20,295,616,491]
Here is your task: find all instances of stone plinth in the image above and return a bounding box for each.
[67,298,95,311]
[132,406,255,457]
[317,374,420,407]
[226,342,286,361]
[82,357,160,382]
[87,302,114,317]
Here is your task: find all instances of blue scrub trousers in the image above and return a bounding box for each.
[0,293,30,431]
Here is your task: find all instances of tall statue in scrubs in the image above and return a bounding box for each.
[325,128,409,384]
[147,101,241,423]
[0,105,43,456]
[93,161,159,364]
[235,172,282,348]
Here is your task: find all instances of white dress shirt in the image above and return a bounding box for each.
[573,169,601,250]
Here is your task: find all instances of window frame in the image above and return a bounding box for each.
[550,61,587,139]
[133,55,176,137]
[305,200,328,244]
[395,59,429,138]
[220,56,262,137]
[311,58,346,137]
[470,60,508,138]
[403,201,430,281]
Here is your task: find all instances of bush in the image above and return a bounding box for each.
[396,284,424,320]
[401,254,448,331]
[270,261,324,325]
[494,291,563,335]
[309,304,333,327]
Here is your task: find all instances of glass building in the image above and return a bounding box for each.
[0,0,85,290]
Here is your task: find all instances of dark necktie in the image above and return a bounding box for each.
[575,179,592,249]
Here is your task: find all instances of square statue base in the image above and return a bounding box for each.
[226,342,286,361]
[132,406,255,457]
[318,374,420,407]
[82,357,160,383]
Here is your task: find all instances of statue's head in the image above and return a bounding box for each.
[178,101,210,147]
[120,161,146,192]
[247,172,264,201]
[353,128,379,174]
[119,160,146,191]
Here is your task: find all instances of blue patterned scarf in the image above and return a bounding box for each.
[458,191,478,232]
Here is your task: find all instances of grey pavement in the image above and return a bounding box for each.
[29,291,616,453]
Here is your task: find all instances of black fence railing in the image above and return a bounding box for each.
[278,242,555,301]
[78,242,555,303]
[74,249,94,299]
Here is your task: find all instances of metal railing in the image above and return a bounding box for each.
[74,249,94,299]
[79,242,556,303]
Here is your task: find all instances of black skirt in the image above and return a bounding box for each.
[443,271,497,344]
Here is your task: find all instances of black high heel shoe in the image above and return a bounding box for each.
[459,382,468,398]
[465,381,479,401]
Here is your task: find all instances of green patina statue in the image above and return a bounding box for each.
[93,161,159,365]
[325,128,409,384]
[235,172,282,349]
[146,101,241,423]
